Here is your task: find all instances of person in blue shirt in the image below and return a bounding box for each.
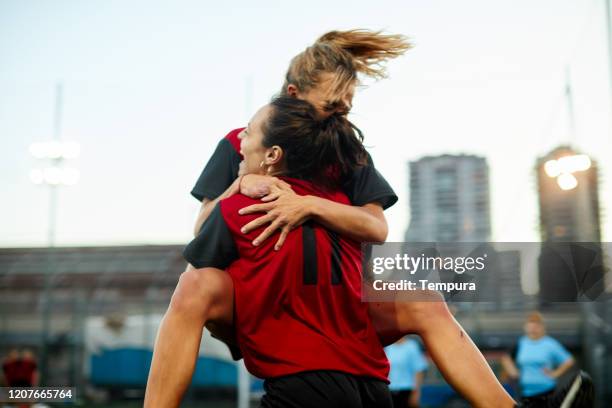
[385,336,428,408]
[502,312,575,403]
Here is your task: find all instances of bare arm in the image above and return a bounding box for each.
[501,354,519,379]
[240,185,388,250]
[193,177,241,236]
[545,357,575,379]
[193,174,294,236]
[308,197,387,243]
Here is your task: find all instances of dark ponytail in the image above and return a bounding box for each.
[263,96,367,188]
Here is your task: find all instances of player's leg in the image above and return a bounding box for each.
[367,289,516,408]
[144,265,234,408]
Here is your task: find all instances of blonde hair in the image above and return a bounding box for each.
[282,29,412,101]
[526,311,544,324]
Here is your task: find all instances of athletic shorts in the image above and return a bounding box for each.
[259,370,392,408]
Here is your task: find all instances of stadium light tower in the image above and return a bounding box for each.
[543,154,591,191]
[29,83,80,246]
[30,82,80,385]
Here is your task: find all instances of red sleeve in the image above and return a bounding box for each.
[190,127,245,201]
[224,127,244,155]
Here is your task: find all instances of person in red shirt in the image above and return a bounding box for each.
[145,29,515,408]
[185,96,391,407]
[2,349,38,387]
[2,349,20,386]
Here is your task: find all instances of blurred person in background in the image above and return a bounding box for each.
[1,349,38,387]
[1,349,39,408]
[1,349,19,386]
[501,312,594,407]
[385,336,428,407]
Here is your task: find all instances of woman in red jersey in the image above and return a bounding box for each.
[186,96,392,407]
[145,30,515,408]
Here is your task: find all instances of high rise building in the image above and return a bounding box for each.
[535,146,604,303]
[405,154,491,242]
[536,146,601,242]
[404,154,531,310]
[404,154,525,309]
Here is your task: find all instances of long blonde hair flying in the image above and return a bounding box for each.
[282,29,413,101]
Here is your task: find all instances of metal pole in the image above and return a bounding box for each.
[564,67,576,144]
[606,0,612,121]
[48,82,62,246]
[40,82,63,385]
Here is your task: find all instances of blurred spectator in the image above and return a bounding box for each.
[501,311,574,403]
[2,348,38,387]
[1,349,19,386]
[385,336,428,408]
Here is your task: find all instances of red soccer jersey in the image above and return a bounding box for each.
[184,177,389,382]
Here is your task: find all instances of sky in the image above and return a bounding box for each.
[1,0,611,248]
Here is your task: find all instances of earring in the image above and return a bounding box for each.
[259,161,265,168]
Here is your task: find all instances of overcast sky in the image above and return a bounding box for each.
[1,0,610,250]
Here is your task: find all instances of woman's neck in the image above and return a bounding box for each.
[266,164,286,177]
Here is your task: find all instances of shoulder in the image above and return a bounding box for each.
[220,193,257,211]
[543,336,563,348]
[218,194,262,232]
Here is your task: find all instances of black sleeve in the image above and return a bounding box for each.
[183,203,239,269]
[342,152,398,210]
[190,138,241,202]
